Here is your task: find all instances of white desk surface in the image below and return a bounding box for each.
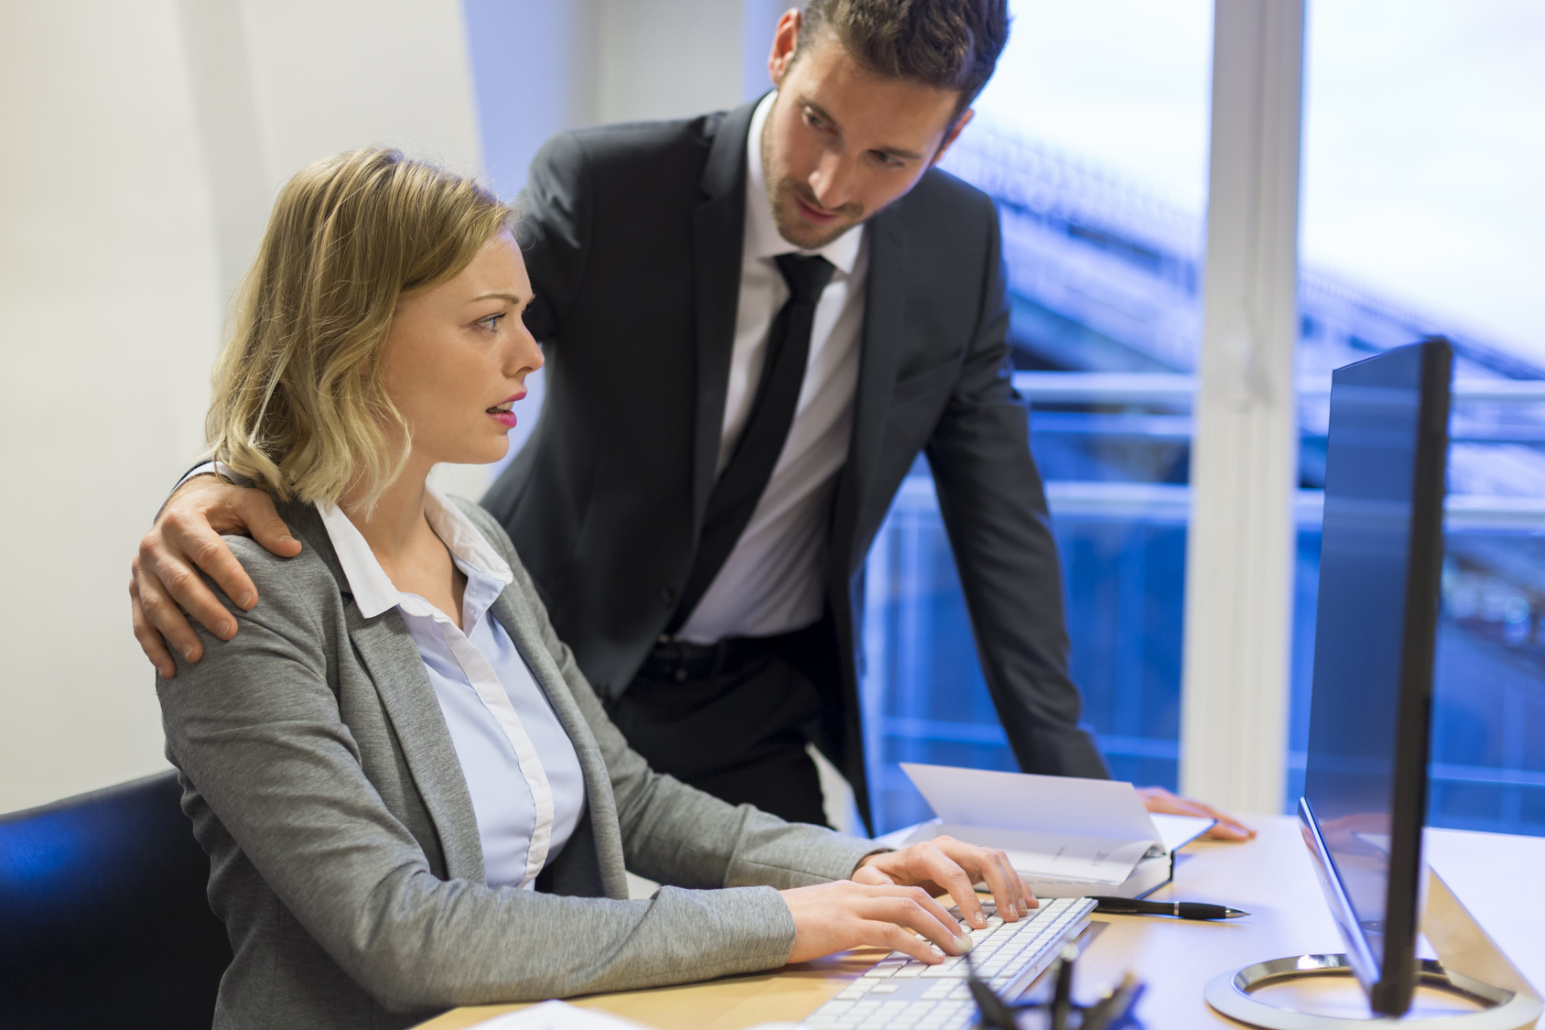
[415,815,1545,1029]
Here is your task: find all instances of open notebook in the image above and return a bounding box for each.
[882,763,1214,899]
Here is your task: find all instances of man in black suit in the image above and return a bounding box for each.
[132,0,1249,837]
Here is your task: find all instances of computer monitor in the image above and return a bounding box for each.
[1299,338,1452,1017]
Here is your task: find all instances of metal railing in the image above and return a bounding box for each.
[1011,371,1545,405]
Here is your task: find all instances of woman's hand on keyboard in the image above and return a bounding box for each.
[779,881,972,965]
[849,836,1032,930]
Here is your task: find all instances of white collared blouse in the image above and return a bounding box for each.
[318,490,586,889]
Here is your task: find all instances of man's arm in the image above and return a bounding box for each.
[924,198,1108,779]
[130,474,299,677]
[925,199,1255,840]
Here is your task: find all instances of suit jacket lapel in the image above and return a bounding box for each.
[346,613,487,882]
[689,101,758,525]
[831,205,909,575]
[277,502,488,883]
[487,586,630,901]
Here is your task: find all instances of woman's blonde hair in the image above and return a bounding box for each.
[206,147,513,511]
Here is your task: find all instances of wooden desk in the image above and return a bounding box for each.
[415,816,1545,1029]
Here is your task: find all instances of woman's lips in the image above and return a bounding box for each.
[486,390,526,428]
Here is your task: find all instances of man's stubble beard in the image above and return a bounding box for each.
[760,101,865,251]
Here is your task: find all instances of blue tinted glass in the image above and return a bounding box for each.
[1303,346,1428,968]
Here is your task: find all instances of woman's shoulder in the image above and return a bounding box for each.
[216,501,347,625]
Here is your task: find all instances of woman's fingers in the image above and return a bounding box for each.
[781,882,971,966]
[854,839,1034,930]
[904,842,991,928]
[944,839,1031,921]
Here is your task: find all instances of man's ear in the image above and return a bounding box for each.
[931,108,975,167]
[767,8,803,86]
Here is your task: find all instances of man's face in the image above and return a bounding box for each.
[761,16,973,250]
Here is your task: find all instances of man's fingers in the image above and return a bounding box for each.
[135,561,208,663]
[167,519,258,614]
[239,492,301,561]
[130,577,179,679]
[1206,816,1257,841]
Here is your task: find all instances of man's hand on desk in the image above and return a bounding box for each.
[130,476,299,679]
[1137,786,1257,841]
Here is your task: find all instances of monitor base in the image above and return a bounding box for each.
[1204,954,1542,1029]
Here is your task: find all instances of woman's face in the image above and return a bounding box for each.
[381,229,543,470]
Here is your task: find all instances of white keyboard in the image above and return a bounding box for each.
[799,896,1096,1029]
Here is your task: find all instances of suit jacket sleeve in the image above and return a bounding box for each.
[924,197,1110,779]
[454,501,882,888]
[516,131,591,343]
[156,537,860,1012]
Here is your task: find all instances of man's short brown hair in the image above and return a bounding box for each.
[796,0,1010,117]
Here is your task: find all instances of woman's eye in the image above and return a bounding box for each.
[476,313,505,332]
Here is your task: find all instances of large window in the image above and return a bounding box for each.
[1287,0,1545,833]
[861,0,1214,832]
[862,0,1545,836]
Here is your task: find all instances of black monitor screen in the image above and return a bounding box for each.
[1301,339,1450,1016]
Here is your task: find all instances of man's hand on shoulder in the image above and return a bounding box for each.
[1137,786,1257,841]
[130,474,301,678]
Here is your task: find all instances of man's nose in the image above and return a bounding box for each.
[809,151,856,210]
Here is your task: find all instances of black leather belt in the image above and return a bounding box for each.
[642,631,797,683]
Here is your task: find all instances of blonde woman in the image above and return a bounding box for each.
[159,148,1030,1029]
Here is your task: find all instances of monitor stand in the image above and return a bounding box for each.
[1204,870,1542,1029]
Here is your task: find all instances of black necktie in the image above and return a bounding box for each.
[666,254,837,635]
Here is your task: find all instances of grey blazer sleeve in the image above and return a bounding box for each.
[452,500,882,889]
[924,199,1109,779]
[157,536,854,1013]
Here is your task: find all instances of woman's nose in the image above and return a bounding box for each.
[508,324,543,377]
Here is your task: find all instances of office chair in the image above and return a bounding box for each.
[0,770,231,1029]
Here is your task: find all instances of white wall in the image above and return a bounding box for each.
[0,0,794,815]
[0,0,485,813]
[0,0,221,814]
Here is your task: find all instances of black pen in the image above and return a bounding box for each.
[1088,896,1249,920]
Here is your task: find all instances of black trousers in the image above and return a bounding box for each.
[605,622,839,827]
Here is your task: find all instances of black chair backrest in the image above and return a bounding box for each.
[0,770,231,1029]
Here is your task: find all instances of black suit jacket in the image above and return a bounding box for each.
[483,101,1108,825]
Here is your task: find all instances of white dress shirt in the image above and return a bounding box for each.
[674,91,870,645]
[318,490,585,889]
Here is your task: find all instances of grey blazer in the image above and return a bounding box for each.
[157,499,878,1030]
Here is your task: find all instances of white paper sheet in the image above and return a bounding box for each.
[900,763,1159,840]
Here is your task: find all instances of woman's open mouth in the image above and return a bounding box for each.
[487,395,520,428]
